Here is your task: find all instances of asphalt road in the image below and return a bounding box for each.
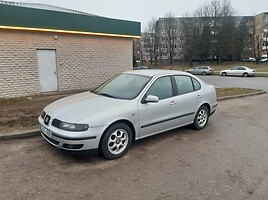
[1,94,268,200]
[198,76,268,91]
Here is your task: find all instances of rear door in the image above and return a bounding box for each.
[172,75,202,125]
[229,67,238,76]
[237,67,246,76]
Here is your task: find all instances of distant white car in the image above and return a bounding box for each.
[39,70,217,159]
[260,58,267,63]
[220,66,255,77]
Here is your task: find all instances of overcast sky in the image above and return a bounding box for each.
[4,0,267,30]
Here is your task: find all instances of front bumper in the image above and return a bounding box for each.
[38,116,104,152]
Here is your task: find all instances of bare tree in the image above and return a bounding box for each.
[234,18,250,61]
[162,12,178,64]
[191,0,237,63]
[182,17,200,65]
[198,22,212,62]
[254,33,263,63]
[145,17,159,66]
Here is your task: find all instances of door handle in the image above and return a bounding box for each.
[170,101,177,105]
[197,95,202,99]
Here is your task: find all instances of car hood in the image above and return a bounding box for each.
[43,92,128,123]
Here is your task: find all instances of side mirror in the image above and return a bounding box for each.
[145,95,159,103]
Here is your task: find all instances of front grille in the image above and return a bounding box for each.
[44,115,51,125]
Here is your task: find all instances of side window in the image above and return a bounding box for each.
[192,78,201,91]
[174,76,194,95]
[146,76,172,100]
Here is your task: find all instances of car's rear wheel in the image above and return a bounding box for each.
[222,72,227,76]
[100,123,132,160]
[193,106,209,130]
[242,72,249,77]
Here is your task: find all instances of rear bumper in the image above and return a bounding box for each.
[210,103,217,116]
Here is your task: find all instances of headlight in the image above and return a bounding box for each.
[52,119,89,132]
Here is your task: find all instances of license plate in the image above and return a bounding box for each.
[40,125,52,138]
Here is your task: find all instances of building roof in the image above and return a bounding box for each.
[0,1,97,16]
[0,1,140,38]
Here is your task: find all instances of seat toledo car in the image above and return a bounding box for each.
[39,70,217,159]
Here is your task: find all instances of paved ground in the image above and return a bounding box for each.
[1,94,268,200]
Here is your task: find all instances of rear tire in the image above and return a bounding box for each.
[193,106,209,130]
[242,72,249,77]
[100,123,132,160]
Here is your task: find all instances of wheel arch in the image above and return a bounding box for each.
[100,119,136,144]
[242,72,249,77]
[199,103,211,116]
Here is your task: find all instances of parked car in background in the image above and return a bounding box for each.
[259,58,267,63]
[133,66,151,70]
[241,57,256,63]
[186,66,214,75]
[39,70,217,160]
[220,66,255,77]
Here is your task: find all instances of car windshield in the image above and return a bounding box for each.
[91,73,151,100]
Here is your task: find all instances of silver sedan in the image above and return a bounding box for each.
[38,70,217,159]
[220,66,255,77]
[186,66,214,75]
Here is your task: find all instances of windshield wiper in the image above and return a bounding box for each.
[98,93,116,98]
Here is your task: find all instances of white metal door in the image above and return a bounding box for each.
[37,50,58,92]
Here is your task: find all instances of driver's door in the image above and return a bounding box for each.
[138,76,177,138]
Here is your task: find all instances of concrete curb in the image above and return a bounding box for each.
[0,129,39,140]
[217,90,267,101]
[0,91,266,140]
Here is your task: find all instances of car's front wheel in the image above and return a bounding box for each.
[193,106,209,130]
[221,72,227,76]
[100,123,132,160]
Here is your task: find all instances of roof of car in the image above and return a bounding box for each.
[125,69,189,77]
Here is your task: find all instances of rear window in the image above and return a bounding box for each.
[174,76,201,95]
[174,76,194,95]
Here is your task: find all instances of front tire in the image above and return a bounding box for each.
[193,106,209,130]
[221,72,227,76]
[100,123,132,160]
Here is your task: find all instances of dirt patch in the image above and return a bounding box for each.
[0,94,70,134]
